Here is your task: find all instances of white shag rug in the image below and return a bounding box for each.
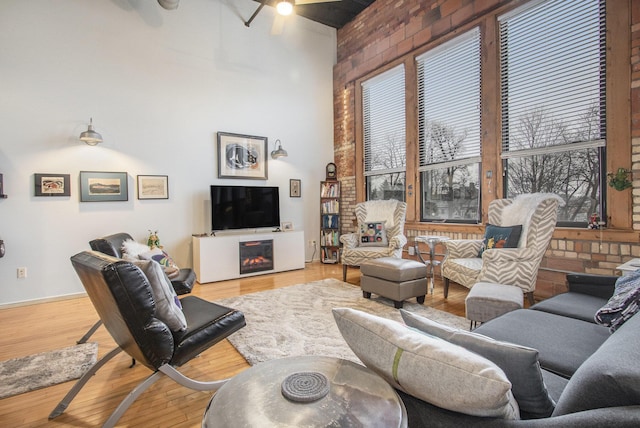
[0,342,98,399]
[216,278,468,365]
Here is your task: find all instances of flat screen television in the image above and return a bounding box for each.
[210,185,281,231]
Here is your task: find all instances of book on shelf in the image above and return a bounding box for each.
[321,200,339,214]
[321,247,339,263]
[321,230,339,246]
[321,182,339,198]
[322,214,339,228]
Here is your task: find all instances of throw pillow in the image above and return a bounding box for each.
[478,224,523,257]
[132,260,186,332]
[595,269,640,332]
[332,308,519,419]
[121,239,151,261]
[358,221,388,247]
[400,310,555,418]
[139,247,180,279]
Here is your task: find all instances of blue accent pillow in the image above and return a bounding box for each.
[595,269,640,332]
[478,224,523,257]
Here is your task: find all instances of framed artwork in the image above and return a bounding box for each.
[217,132,268,180]
[79,171,128,202]
[281,221,293,231]
[137,175,169,200]
[0,173,6,198]
[34,173,71,197]
[290,179,301,197]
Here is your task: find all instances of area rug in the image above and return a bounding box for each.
[0,342,98,399]
[216,279,468,365]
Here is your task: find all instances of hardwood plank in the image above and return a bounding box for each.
[0,261,469,427]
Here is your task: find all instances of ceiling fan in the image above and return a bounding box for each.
[245,0,341,33]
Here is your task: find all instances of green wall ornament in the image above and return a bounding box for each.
[607,168,632,191]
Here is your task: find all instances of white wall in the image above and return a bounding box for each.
[0,0,336,306]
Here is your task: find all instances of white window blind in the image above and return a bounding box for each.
[417,27,481,171]
[362,64,406,176]
[499,0,606,158]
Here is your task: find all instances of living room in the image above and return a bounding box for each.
[1,0,639,426]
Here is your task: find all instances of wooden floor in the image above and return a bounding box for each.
[0,261,471,427]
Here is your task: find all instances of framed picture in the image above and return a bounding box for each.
[79,171,128,202]
[281,221,293,231]
[137,175,169,200]
[217,132,268,180]
[290,179,301,197]
[34,173,71,197]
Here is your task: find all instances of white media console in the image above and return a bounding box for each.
[193,230,305,283]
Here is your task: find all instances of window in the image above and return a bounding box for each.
[362,64,406,201]
[499,0,606,225]
[418,28,481,222]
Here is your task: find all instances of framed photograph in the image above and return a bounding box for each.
[217,132,268,180]
[281,221,293,231]
[34,173,71,197]
[137,175,169,200]
[290,179,301,198]
[79,171,128,202]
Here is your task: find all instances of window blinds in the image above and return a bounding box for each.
[417,27,481,171]
[362,64,406,176]
[499,0,606,158]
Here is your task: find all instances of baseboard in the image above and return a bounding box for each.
[0,291,88,309]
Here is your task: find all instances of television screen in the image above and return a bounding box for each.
[211,185,281,231]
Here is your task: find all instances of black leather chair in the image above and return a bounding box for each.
[77,232,196,344]
[89,232,195,295]
[50,251,245,427]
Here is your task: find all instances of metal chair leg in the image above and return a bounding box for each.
[49,346,122,419]
[76,320,102,344]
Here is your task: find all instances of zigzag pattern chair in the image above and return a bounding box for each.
[441,194,562,305]
[340,200,407,282]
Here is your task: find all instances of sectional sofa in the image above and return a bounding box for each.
[397,273,640,426]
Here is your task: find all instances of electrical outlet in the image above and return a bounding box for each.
[408,246,415,256]
[17,267,27,278]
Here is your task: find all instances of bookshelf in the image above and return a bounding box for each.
[320,180,340,264]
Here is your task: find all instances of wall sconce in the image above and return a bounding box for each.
[276,0,294,16]
[157,0,179,10]
[79,118,103,146]
[271,139,288,159]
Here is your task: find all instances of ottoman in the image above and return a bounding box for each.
[360,257,428,309]
[465,282,524,328]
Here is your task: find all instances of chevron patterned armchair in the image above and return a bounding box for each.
[441,194,563,305]
[340,200,407,282]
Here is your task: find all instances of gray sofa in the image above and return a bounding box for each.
[399,273,640,426]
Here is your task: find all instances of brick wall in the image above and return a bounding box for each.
[334,0,640,300]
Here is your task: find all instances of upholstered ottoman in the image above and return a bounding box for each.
[360,257,427,309]
[465,282,524,328]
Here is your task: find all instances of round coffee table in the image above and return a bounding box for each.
[202,355,407,427]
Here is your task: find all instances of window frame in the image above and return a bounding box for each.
[498,0,607,227]
[351,0,630,233]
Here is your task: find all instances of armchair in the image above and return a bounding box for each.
[441,194,563,304]
[340,200,407,282]
[50,251,246,427]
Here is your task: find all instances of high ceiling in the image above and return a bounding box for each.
[251,0,376,29]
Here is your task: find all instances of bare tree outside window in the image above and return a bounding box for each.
[505,106,602,223]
